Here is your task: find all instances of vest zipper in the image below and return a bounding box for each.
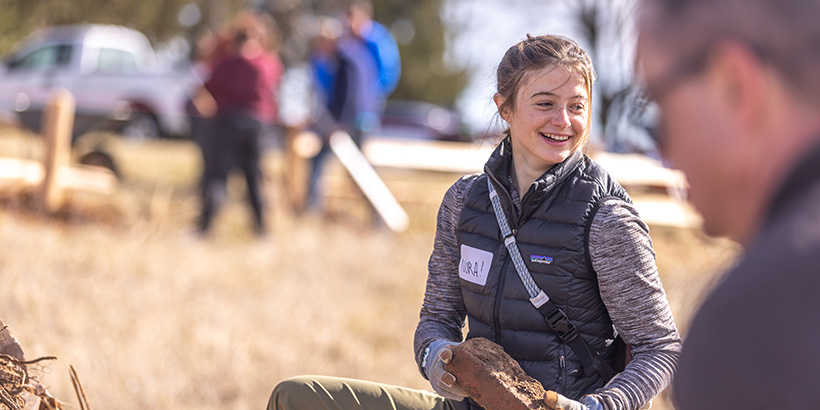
[487,173,513,344]
[492,256,508,342]
[557,355,567,393]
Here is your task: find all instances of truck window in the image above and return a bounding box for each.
[97,48,138,73]
[7,44,73,71]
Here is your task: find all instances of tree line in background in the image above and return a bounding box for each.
[0,0,469,108]
[0,0,196,53]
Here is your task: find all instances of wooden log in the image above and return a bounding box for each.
[284,130,321,212]
[38,89,75,213]
[328,130,409,232]
[0,158,43,191]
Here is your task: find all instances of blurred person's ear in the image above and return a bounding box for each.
[707,40,773,140]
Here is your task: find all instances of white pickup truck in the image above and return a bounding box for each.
[0,24,200,139]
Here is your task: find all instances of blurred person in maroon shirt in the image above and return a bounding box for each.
[192,10,283,237]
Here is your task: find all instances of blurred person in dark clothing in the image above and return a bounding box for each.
[304,15,381,213]
[192,10,283,236]
[637,0,820,408]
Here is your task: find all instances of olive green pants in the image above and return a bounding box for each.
[268,375,457,410]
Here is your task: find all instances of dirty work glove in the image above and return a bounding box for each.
[543,391,603,410]
[422,339,467,401]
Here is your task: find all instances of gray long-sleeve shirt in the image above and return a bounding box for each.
[414,173,681,410]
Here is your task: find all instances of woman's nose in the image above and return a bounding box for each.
[550,108,571,128]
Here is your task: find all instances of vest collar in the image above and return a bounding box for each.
[484,137,586,221]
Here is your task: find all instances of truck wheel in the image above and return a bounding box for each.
[78,150,120,179]
[120,111,160,139]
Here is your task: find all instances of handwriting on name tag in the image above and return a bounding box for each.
[459,244,493,286]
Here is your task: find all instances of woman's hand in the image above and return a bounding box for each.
[543,391,603,410]
[422,339,468,401]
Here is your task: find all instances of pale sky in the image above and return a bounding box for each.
[443,0,582,134]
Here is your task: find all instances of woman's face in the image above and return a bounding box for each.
[496,65,590,173]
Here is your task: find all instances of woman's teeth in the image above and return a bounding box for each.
[541,133,570,142]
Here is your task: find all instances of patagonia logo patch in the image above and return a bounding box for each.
[530,255,553,265]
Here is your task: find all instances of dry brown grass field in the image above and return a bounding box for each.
[0,128,739,410]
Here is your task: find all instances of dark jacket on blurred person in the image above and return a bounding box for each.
[673,141,820,409]
[311,34,380,143]
[306,32,380,211]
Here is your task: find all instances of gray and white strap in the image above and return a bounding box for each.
[488,178,550,309]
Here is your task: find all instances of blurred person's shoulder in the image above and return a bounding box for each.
[674,148,820,408]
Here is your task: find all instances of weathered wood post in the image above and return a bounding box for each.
[284,129,317,212]
[38,88,75,214]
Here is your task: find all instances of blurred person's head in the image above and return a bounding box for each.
[347,0,374,38]
[192,27,232,67]
[311,16,343,56]
[229,10,280,56]
[493,34,595,174]
[194,29,217,60]
[637,0,820,243]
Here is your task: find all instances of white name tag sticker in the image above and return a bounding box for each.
[459,244,493,286]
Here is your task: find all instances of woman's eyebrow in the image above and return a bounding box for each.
[530,91,588,100]
[530,91,557,98]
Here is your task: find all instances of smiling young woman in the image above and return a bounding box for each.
[267,34,680,410]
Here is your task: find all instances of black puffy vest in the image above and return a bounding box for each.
[456,140,631,399]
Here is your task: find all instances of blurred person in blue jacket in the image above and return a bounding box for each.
[347,0,402,99]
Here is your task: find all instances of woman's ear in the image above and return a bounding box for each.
[493,93,509,122]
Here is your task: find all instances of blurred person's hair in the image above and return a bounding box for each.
[229,10,281,53]
[640,0,820,103]
[308,17,342,56]
[348,0,374,18]
[319,16,343,40]
[346,0,375,38]
[495,34,596,145]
